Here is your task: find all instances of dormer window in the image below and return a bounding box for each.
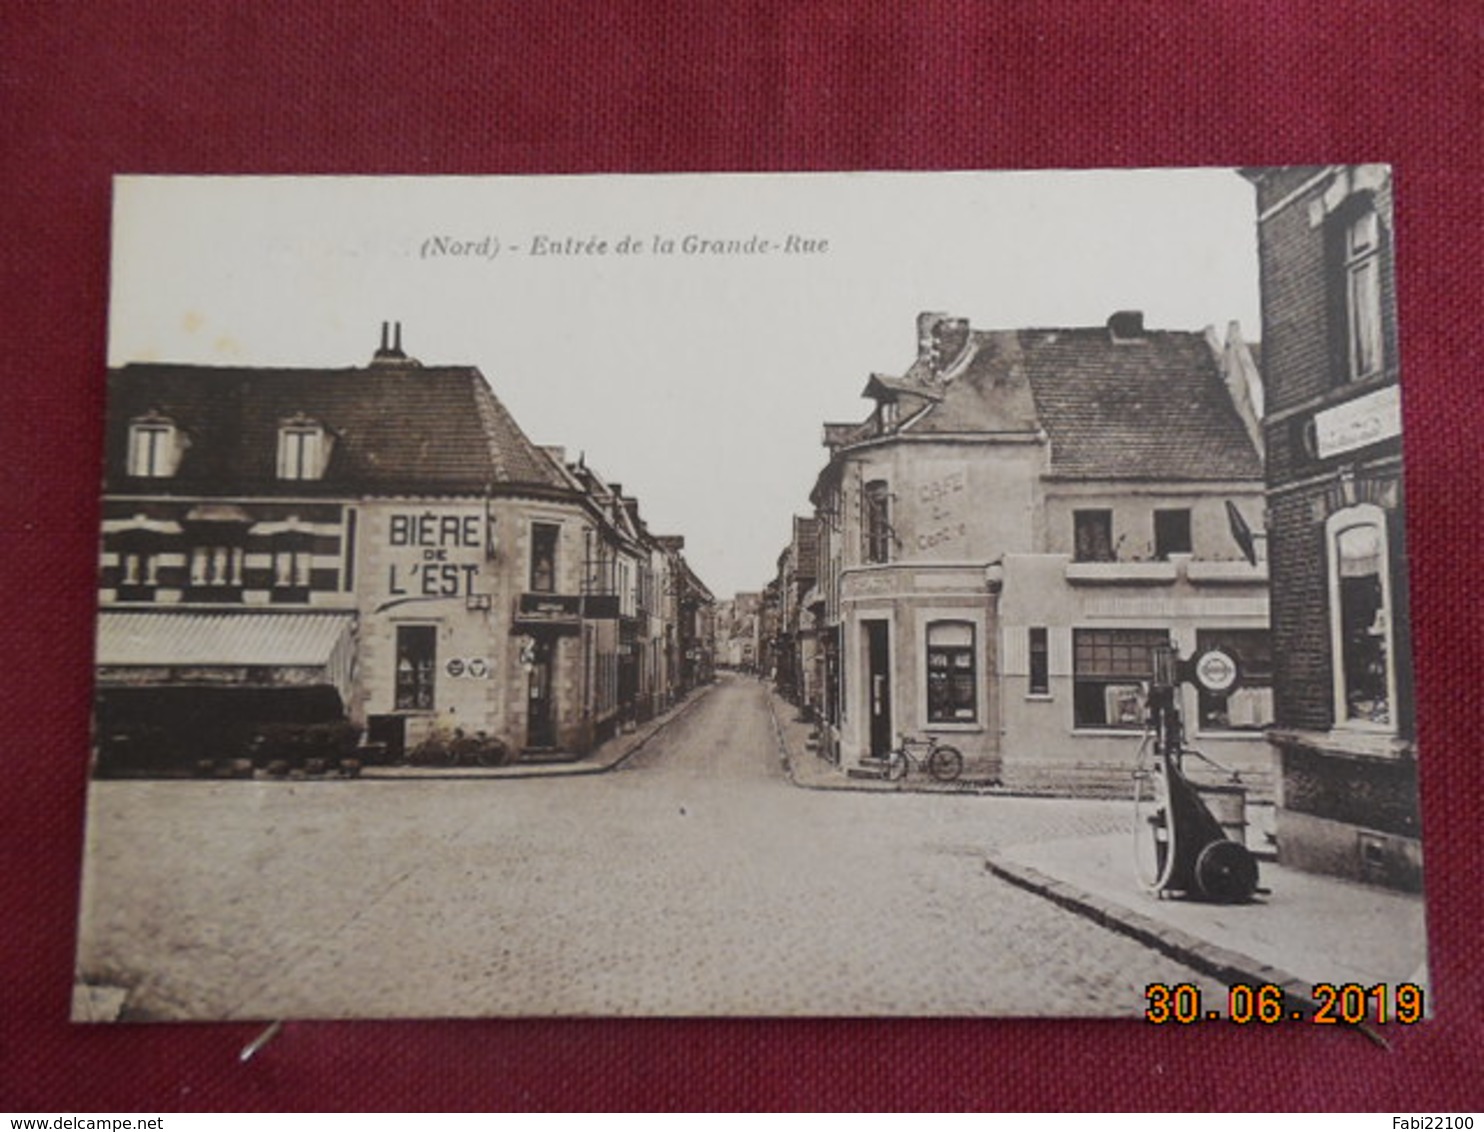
[127,416,182,478]
[277,417,331,480]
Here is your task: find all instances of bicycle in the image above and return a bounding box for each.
[885,733,964,782]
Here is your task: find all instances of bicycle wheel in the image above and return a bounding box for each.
[886,751,908,781]
[928,745,963,782]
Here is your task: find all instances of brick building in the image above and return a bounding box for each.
[1241,166,1418,888]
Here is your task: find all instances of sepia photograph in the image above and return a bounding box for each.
[74,168,1426,1022]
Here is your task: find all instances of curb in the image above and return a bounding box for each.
[984,852,1323,1016]
[358,682,715,783]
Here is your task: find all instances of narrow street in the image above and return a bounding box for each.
[78,673,1223,1020]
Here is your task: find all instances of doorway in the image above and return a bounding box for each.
[526,635,556,749]
[866,619,892,758]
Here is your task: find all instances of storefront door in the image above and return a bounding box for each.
[527,636,556,749]
[866,619,892,758]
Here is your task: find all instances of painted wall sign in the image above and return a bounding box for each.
[385,508,486,598]
[1313,385,1401,460]
[915,466,969,553]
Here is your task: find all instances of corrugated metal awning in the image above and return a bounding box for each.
[97,611,355,667]
[96,611,357,706]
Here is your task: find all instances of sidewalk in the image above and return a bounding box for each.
[766,687,1430,1009]
[766,689,1005,795]
[987,833,1430,1005]
[359,682,714,781]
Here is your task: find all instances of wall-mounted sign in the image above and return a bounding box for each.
[1193,648,1240,694]
[518,593,582,619]
[1314,386,1401,461]
[444,656,491,679]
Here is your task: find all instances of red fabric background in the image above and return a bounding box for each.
[3,0,1480,1112]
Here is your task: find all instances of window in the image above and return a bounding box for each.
[394,625,437,711]
[1073,628,1168,728]
[127,419,179,478]
[1196,629,1274,731]
[277,422,329,480]
[1343,206,1383,381]
[1074,510,1114,562]
[115,543,160,600]
[1329,507,1394,728]
[1154,509,1192,559]
[1028,627,1049,695]
[530,522,560,593]
[863,480,891,564]
[188,544,243,590]
[271,536,313,602]
[926,621,977,723]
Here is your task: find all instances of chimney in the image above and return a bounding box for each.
[370,320,418,367]
[1108,310,1145,341]
[915,312,969,378]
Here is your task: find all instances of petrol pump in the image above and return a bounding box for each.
[1132,641,1260,903]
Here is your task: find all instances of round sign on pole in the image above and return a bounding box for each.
[468,657,489,679]
[446,658,466,678]
[1193,647,1240,694]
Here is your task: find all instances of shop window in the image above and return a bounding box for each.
[530,522,560,593]
[1073,628,1168,728]
[1154,509,1192,559]
[1195,629,1274,731]
[926,621,977,723]
[127,418,181,478]
[1328,506,1394,728]
[1028,627,1049,695]
[1073,510,1114,562]
[1339,204,1384,382]
[277,420,331,480]
[395,625,437,711]
[863,480,891,564]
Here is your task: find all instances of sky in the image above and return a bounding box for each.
[108,170,1262,599]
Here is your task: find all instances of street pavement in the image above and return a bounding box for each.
[771,685,1431,1019]
[75,673,1227,1021]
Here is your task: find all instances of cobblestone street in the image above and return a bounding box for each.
[77,673,1224,1020]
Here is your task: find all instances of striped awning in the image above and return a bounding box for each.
[96,611,356,703]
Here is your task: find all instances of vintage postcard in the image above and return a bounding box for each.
[75,169,1427,1022]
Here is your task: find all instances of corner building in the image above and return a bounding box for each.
[94,330,699,770]
[1241,166,1418,889]
[811,311,1273,793]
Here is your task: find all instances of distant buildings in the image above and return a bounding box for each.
[1241,166,1417,889]
[768,310,1272,793]
[95,325,711,773]
[714,592,762,672]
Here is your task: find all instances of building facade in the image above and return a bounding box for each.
[1241,165,1418,888]
[95,329,706,772]
[807,311,1273,793]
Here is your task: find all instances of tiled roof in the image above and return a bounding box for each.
[865,322,1261,482]
[903,331,1040,435]
[1016,328,1262,480]
[104,363,570,495]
